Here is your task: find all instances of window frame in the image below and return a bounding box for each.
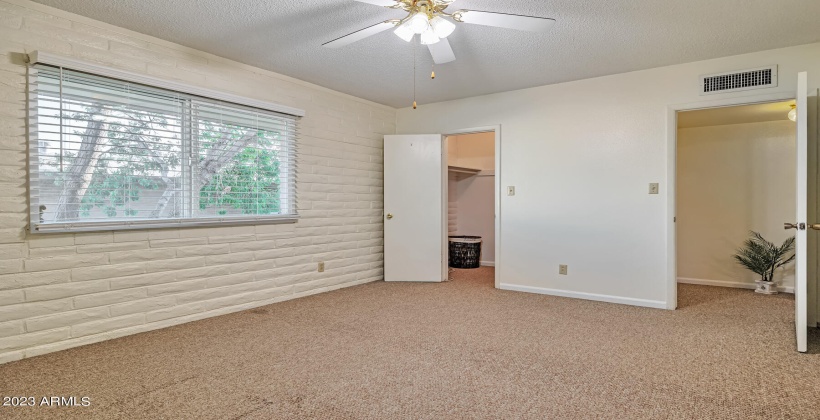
[27,51,304,234]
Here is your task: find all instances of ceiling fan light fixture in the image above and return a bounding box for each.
[420,27,440,45]
[408,13,430,34]
[788,104,797,122]
[394,21,415,42]
[430,16,455,38]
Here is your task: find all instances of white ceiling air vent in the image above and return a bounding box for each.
[699,65,778,95]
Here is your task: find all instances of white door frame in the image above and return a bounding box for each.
[443,125,502,289]
[666,91,796,310]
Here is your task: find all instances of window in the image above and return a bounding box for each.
[29,63,299,233]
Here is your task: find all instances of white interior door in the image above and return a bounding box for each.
[794,72,809,353]
[384,135,447,282]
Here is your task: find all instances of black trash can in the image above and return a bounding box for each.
[448,236,482,269]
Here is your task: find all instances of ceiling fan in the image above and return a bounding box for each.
[322,0,555,65]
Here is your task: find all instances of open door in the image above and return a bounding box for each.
[384,135,447,282]
[790,72,810,353]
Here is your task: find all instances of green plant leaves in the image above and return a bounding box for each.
[733,231,795,283]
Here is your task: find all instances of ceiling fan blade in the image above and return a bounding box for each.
[323,21,396,48]
[456,10,555,32]
[354,0,400,7]
[428,38,456,64]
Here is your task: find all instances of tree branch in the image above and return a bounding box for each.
[197,129,258,189]
[55,106,107,221]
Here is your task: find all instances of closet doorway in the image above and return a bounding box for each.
[676,100,798,294]
[445,128,501,288]
[666,72,815,352]
[382,127,500,288]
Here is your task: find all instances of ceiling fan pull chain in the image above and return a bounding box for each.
[413,36,418,109]
[431,63,435,80]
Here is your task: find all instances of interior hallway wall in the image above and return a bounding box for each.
[677,120,796,290]
[397,42,820,314]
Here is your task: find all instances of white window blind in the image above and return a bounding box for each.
[29,64,299,233]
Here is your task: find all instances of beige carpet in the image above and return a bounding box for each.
[0,267,818,419]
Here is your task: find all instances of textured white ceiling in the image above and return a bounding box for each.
[678,101,795,129]
[31,0,820,108]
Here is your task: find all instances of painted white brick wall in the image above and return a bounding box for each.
[0,0,394,364]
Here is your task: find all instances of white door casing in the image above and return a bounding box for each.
[795,72,809,353]
[383,135,447,282]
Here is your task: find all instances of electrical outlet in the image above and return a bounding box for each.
[318,262,325,272]
[559,264,568,275]
[507,186,516,196]
[649,183,659,194]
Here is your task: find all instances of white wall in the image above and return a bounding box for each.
[448,132,495,170]
[0,0,394,364]
[397,42,820,312]
[455,175,495,265]
[677,120,796,290]
[448,172,458,235]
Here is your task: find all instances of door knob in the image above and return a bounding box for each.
[810,224,820,231]
[386,213,393,220]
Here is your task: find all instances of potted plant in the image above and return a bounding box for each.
[733,231,795,295]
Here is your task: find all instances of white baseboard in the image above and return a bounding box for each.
[677,277,794,294]
[499,283,668,309]
[480,261,495,267]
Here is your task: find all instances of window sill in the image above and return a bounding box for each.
[30,215,299,234]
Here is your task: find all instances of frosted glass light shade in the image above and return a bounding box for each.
[394,21,415,42]
[430,16,456,38]
[408,13,430,34]
[420,27,440,45]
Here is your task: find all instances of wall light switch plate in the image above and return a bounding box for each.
[649,183,659,194]
[559,264,568,275]
[507,186,515,196]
